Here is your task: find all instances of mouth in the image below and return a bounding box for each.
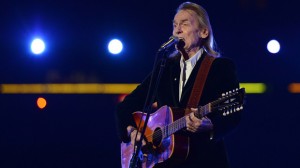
[176,38,185,49]
[177,37,185,41]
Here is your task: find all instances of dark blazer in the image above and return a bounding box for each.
[115,53,241,168]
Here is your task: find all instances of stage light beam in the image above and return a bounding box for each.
[240,83,266,94]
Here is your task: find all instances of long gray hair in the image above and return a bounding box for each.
[177,2,219,57]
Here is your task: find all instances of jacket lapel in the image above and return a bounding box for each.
[170,60,181,105]
[180,54,206,103]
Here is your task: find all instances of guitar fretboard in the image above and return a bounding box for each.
[162,117,186,138]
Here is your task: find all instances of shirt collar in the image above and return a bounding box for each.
[180,48,203,67]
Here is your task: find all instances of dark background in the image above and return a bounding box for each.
[1,0,300,167]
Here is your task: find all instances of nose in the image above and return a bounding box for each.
[174,25,183,35]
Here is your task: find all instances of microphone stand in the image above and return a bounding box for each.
[129,46,172,168]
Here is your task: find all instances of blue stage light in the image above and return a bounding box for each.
[31,38,46,55]
[108,39,123,55]
[267,39,280,54]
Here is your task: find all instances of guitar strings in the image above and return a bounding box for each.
[143,116,186,141]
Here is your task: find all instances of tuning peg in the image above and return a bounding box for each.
[222,93,225,97]
[240,105,243,110]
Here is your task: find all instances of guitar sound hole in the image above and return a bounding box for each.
[152,128,163,147]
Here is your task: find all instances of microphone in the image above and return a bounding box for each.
[159,36,184,51]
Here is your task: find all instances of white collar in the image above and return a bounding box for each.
[180,48,203,67]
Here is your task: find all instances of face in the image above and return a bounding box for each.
[173,10,208,55]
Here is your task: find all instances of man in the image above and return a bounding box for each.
[115,2,241,168]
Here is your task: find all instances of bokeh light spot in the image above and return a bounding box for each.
[37,97,47,109]
[108,39,123,55]
[267,39,280,54]
[31,38,46,55]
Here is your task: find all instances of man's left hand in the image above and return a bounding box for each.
[185,108,213,133]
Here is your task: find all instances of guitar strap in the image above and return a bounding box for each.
[185,54,215,115]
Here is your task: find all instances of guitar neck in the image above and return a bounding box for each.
[162,116,186,138]
[162,103,210,138]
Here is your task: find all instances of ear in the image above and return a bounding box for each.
[199,28,209,39]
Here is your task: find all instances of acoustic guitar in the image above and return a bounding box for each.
[121,88,245,168]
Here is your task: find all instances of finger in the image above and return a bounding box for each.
[131,139,135,145]
[188,114,193,122]
[187,122,196,131]
[186,115,197,131]
[130,131,140,143]
[187,120,194,129]
[187,127,190,132]
[185,115,192,125]
[190,108,198,112]
[131,132,145,145]
[131,130,138,139]
[142,139,147,146]
[188,126,196,133]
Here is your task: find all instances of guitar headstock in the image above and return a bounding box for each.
[195,88,246,118]
[212,88,245,116]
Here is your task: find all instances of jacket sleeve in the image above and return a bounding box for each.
[206,57,242,141]
[115,73,152,143]
[114,55,169,142]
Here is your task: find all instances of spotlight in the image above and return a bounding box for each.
[108,39,123,55]
[267,39,280,54]
[31,38,46,55]
[37,97,47,109]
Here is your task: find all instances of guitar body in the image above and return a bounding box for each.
[121,105,189,168]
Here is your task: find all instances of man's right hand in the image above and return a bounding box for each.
[127,126,146,146]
